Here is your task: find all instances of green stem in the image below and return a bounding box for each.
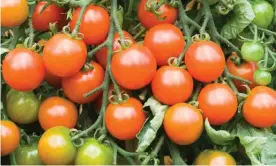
[125,0,135,17]
[264,47,269,68]
[112,6,126,48]
[28,18,34,48]
[84,85,103,98]
[107,136,139,157]
[10,27,20,49]
[200,14,209,33]
[87,40,107,58]
[109,69,122,100]
[191,83,202,101]
[142,135,164,165]
[256,25,276,36]
[253,24,258,41]
[134,27,146,40]
[190,8,203,34]
[166,137,187,165]
[224,67,252,84]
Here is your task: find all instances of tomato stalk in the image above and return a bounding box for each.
[10,27,20,49]
[166,137,187,165]
[27,16,35,48]
[256,25,276,37]
[112,15,126,49]
[87,40,107,58]
[134,27,147,40]
[125,0,135,18]
[190,7,203,34]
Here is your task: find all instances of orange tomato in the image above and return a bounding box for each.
[194,150,236,165]
[1,120,20,156]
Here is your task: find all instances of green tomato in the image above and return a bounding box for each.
[251,0,274,28]
[74,138,114,165]
[241,42,264,62]
[6,89,40,124]
[15,143,43,165]
[254,69,272,85]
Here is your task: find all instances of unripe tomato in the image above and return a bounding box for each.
[194,150,236,165]
[251,0,274,28]
[1,120,20,156]
[15,143,43,165]
[45,70,62,88]
[253,69,272,86]
[241,42,264,62]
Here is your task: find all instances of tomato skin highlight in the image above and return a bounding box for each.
[185,41,225,82]
[164,103,203,145]
[151,65,193,105]
[144,24,185,66]
[1,120,20,156]
[105,97,146,140]
[198,83,238,125]
[243,86,276,128]
[70,5,110,45]
[194,150,236,165]
[111,44,157,90]
[2,48,46,91]
[15,143,43,165]
[45,70,62,88]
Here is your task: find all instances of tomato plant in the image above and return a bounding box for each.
[15,143,43,165]
[1,120,20,156]
[194,150,236,165]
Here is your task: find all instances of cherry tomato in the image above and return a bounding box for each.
[38,96,78,130]
[105,97,146,140]
[144,24,185,66]
[243,86,276,128]
[95,31,135,68]
[45,70,62,88]
[185,41,225,82]
[70,5,110,45]
[194,150,236,165]
[2,48,46,91]
[164,103,203,145]
[1,120,20,156]
[32,1,67,31]
[251,0,274,28]
[38,126,76,165]
[42,33,87,77]
[111,44,157,90]
[151,65,193,105]
[138,0,177,29]
[6,89,40,124]
[62,61,105,104]
[253,69,272,86]
[241,42,264,62]
[15,143,43,165]
[1,0,29,27]
[198,83,238,125]
[74,138,113,165]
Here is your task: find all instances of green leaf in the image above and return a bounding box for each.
[221,0,255,39]
[166,138,187,165]
[1,47,9,55]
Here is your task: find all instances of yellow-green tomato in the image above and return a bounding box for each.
[194,150,236,165]
[15,143,43,165]
[251,0,274,28]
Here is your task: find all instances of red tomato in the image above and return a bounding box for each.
[1,120,20,156]
[144,24,185,66]
[105,97,146,140]
[42,33,87,77]
[111,44,157,90]
[95,31,135,68]
[70,5,110,45]
[243,86,276,128]
[2,48,46,91]
[151,65,193,105]
[38,96,78,130]
[164,103,203,145]
[45,71,62,88]
[138,0,177,29]
[32,1,67,31]
[185,41,225,82]
[62,61,105,104]
[198,83,238,125]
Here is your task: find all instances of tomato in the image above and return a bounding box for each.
[144,24,185,66]
[45,70,62,88]
[151,65,193,105]
[42,33,87,77]
[15,143,43,165]
[38,96,78,130]
[38,126,76,165]
[251,0,274,28]
[111,44,157,90]
[32,1,67,31]
[253,69,272,86]
[74,138,113,165]
[70,5,110,45]
[241,42,264,62]
[164,103,203,145]
[0,0,29,27]
[198,83,238,125]
[243,86,276,128]
[185,41,225,82]
[95,31,135,68]
[2,48,46,91]
[62,61,104,104]
[105,97,146,140]
[1,120,20,156]
[138,0,177,29]
[194,150,236,165]
[6,89,40,124]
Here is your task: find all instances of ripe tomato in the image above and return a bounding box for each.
[1,120,20,156]
[138,0,177,29]
[45,70,62,88]
[198,83,238,125]
[111,44,157,90]
[96,31,135,68]
[70,5,110,45]
[42,33,87,77]
[194,150,236,165]
[38,126,76,165]
[151,65,193,105]
[32,1,67,31]
[243,86,276,128]
[105,97,146,140]
[241,42,264,62]
[164,103,203,145]
[144,24,185,66]
[1,0,29,27]
[6,89,40,124]
[185,41,225,82]
[74,138,113,165]
[62,61,105,104]
[251,0,274,28]
[38,96,78,130]
[2,48,46,91]
[15,143,43,165]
